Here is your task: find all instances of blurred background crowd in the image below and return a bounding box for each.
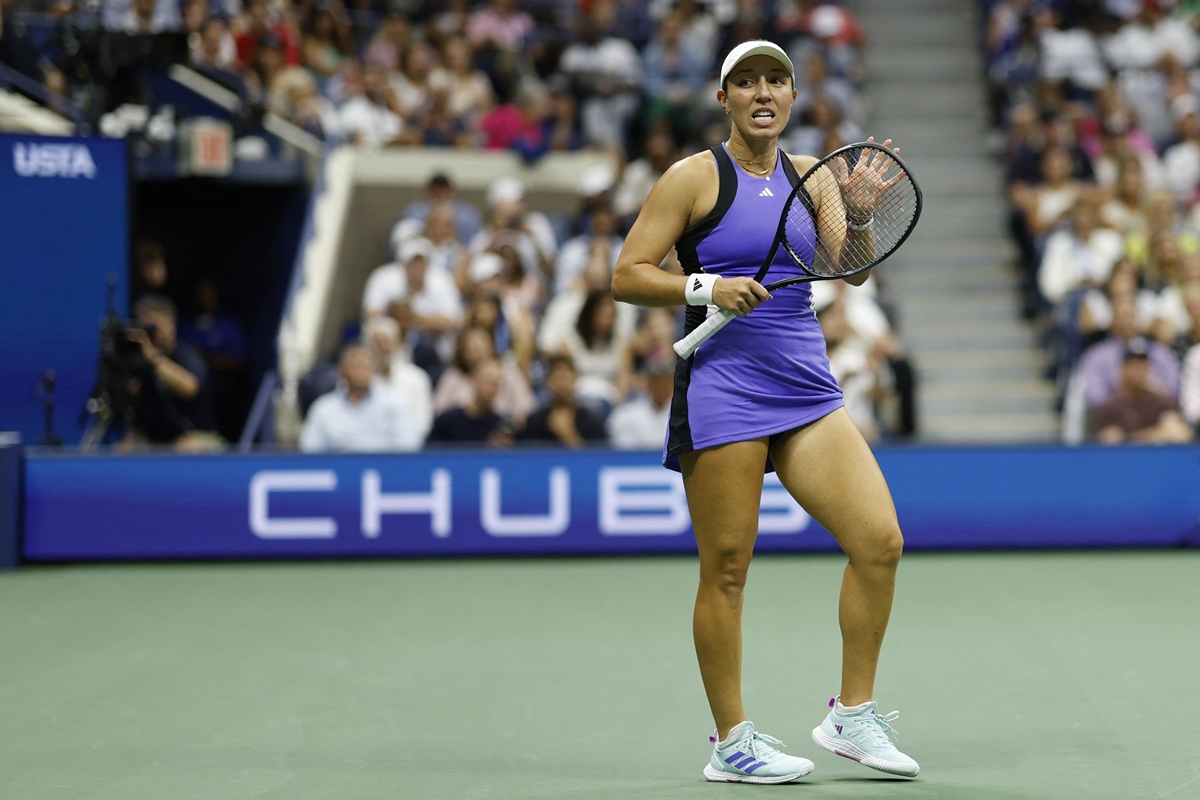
[11,0,1196,452]
[986,0,1199,443]
[0,0,920,452]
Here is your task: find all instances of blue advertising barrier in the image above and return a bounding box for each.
[20,445,1200,561]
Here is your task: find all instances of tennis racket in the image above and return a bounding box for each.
[673,141,922,358]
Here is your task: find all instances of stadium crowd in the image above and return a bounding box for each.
[986,0,1199,443]
[2,0,919,451]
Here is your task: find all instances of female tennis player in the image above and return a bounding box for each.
[611,40,920,783]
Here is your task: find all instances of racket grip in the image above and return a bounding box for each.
[672,309,736,358]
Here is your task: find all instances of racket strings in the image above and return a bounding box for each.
[782,148,919,278]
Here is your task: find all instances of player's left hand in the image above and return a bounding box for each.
[832,137,906,221]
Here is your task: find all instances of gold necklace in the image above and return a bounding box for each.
[728,144,775,176]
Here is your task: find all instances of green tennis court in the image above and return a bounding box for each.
[2,552,1198,799]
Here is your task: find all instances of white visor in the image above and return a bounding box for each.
[720,40,795,86]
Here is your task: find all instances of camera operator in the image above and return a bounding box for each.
[122,294,217,449]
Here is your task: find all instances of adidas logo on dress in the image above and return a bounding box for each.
[759,187,774,197]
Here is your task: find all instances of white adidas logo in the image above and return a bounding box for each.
[759,187,774,197]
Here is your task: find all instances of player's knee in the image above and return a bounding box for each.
[701,549,753,595]
[869,525,904,568]
[849,523,904,570]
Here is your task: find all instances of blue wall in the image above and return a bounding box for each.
[0,134,130,445]
[19,444,1200,561]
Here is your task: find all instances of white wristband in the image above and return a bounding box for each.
[846,215,874,231]
[684,273,720,306]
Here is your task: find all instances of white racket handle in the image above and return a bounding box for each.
[672,308,736,358]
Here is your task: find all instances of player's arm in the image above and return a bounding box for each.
[612,156,769,316]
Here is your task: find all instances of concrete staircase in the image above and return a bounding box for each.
[854,0,1061,442]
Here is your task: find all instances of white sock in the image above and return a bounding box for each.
[836,699,872,715]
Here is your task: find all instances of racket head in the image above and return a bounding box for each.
[767,141,922,291]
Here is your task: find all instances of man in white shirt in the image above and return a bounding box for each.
[362,315,434,444]
[362,236,464,367]
[337,61,404,148]
[300,346,421,452]
[607,358,675,449]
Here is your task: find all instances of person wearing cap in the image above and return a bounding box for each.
[362,235,463,377]
[1089,339,1193,443]
[1077,298,1180,410]
[611,40,918,783]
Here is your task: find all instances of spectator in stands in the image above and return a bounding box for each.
[1,0,62,92]
[1089,340,1193,444]
[191,16,244,95]
[1078,304,1180,409]
[1099,157,1151,237]
[1038,197,1126,308]
[178,277,247,442]
[399,173,483,247]
[540,244,638,385]
[300,345,421,452]
[554,203,624,295]
[816,293,882,442]
[388,39,438,129]
[549,288,632,410]
[413,201,470,288]
[110,0,181,33]
[433,324,535,429]
[641,9,708,145]
[613,130,679,222]
[427,355,515,446]
[559,11,644,154]
[361,10,411,74]
[461,289,536,379]
[1087,113,1164,193]
[606,354,674,450]
[273,66,337,139]
[131,237,170,303]
[1161,96,1200,204]
[234,0,300,68]
[361,315,434,444]
[1181,336,1200,433]
[436,35,496,133]
[300,2,352,94]
[794,51,862,128]
[1152,256,1200,350]
[337,59,407,147]
[1006,106,1095,188]
[465,0,535,102]
[123,294,217,449]
[469,176,558,295]
[362,235,462,379]
[519,353,608,447]
[786,92,863,158]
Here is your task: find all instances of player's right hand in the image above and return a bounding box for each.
[713,277,771,317]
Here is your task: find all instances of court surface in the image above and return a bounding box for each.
[2,551,1198,800]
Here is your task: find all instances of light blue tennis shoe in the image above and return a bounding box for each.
[812,696,920,777]
[703,721,815,784]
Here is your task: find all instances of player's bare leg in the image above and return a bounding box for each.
[680,438,770,741]
[769,409,903,705]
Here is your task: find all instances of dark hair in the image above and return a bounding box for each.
[545,352,576,374]
[575,289,615,349]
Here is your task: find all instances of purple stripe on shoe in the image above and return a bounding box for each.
[735,756,758,770]
[743,761,769,774]
[724,751,746,764]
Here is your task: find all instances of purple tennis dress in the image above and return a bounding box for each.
[664,143,844,472]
